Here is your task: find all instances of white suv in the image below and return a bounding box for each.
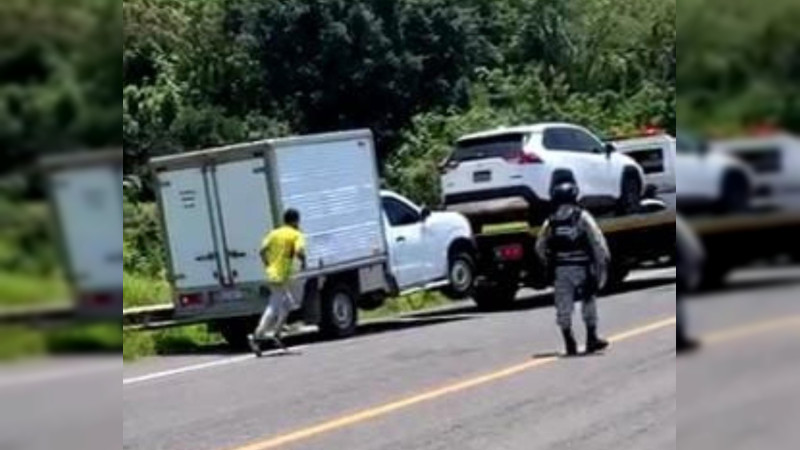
[441,123,645,223]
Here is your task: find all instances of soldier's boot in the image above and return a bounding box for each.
[561,328,578,356]
[586,326,609,354]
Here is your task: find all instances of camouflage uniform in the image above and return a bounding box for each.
[536,205,611,331]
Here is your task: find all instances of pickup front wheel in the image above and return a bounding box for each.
[443,252,476,300]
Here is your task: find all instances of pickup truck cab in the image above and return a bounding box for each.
[382,191,475,297]
[676,131,754,214]
[711,131,800,210]
[614,132,677,209]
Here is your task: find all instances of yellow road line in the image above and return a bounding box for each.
[230,316,676,450]
[702,315,800,345]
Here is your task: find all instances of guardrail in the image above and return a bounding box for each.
[0,304,75,325]
[122,304,176,330]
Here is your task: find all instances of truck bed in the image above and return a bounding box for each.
[474,210,676,291]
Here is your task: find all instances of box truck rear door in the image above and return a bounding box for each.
[157,168,221,289]
[51,165,123,292]
[212,157,275,285]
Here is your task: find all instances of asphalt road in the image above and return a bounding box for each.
[123,268,678,450]
[679,266,800,450]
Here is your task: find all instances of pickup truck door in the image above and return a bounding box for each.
[382,196,426,290]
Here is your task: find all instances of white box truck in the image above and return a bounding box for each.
[151,130,476,345]
[43,150,124,317]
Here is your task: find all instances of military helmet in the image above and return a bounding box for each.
[551,181,580,206]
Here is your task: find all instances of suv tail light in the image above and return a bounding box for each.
[495,244,524,262]
[179,293,204,307]
[505,151,542,165]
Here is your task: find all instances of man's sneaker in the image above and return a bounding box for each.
[247,334,263,358]
[268,335,288,352]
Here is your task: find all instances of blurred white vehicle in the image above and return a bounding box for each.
[675,131,754,214]
[43,150,123,316]
[441,123,645,222]
[614,131,677,209]
[711,131,800,210]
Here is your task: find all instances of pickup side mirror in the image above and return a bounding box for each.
[420,206,432,222]
[604,143,616,157]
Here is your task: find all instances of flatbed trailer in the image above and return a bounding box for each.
[472,210,676,310]
[687,210,800,288]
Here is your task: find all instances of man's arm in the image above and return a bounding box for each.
[535,220,552,266]
[581,211,611,287]
[295,234,308,270]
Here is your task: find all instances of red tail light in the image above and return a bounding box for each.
[505,151,542,165]
[495,244,524,261]
[81,292,115,306]
[179,293,204,307]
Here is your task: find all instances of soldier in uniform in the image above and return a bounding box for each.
[536,182,611,356]
[677,216,702,352]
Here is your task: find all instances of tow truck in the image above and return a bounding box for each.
[688,210,800,289]
[470,208,675,310]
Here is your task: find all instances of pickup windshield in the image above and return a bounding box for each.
[451,133,526,162]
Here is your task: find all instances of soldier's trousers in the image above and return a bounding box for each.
[553,266,598,330]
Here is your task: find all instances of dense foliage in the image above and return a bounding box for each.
[119,0,678,203]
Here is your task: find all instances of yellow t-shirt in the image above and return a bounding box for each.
[261,226,306,285]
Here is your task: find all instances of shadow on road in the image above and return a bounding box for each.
[411,273,677,319]
[153,315,473,357]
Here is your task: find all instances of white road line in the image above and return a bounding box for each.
[123,346,307,387]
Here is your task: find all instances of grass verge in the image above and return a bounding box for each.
[0,272,69,307]
[123,273,171,309]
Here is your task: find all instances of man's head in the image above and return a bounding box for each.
[551,182,580,207]
[284,208,301,228]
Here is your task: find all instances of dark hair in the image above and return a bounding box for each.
[284,208,300,225]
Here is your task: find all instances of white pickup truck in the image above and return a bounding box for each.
[150,130,476,345]
[615,130,754,214]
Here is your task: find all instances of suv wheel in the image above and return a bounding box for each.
[617,174,642,215]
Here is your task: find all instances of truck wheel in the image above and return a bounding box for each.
[617,174,642,215]
[602,264,631,294]
[443,252,476,300]
[320,282,359,339]
[473,283,517,311]
[699,261,732,291]
[718,171,750,213]
[217,317,258,349]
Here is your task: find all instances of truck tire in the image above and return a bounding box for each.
[217,316,258,349]
[473,283,517,311]
[319,282,359,339]
[699,261,732,291]
[443,252,476,300]
[718,170,750,213]
[601,264,631,294]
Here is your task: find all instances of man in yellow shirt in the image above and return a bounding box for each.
[249,209,307,356]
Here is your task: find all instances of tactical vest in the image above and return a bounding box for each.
[548,207,592,266]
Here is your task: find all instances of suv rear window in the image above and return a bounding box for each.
[451,133,526,162]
